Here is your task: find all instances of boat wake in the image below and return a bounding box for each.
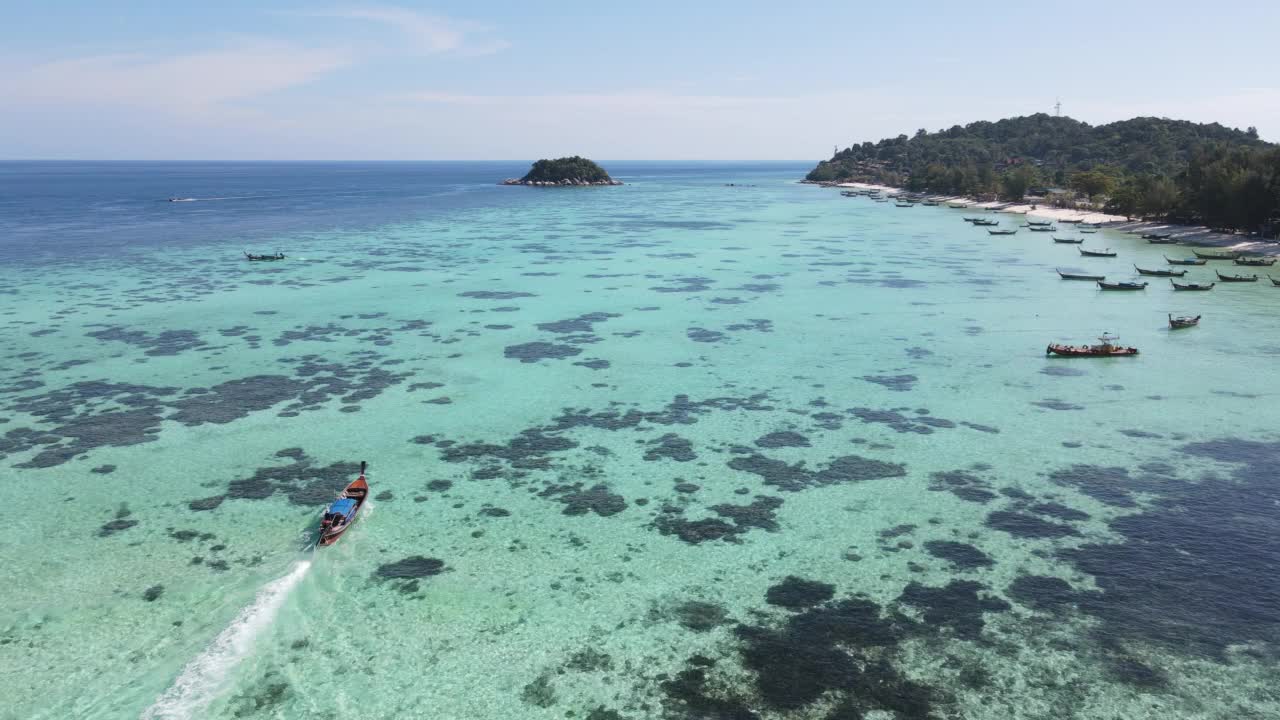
[141,559,312,720]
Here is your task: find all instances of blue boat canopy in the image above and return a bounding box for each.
[328,498,357,517]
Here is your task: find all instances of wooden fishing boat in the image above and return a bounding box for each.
[1026,220,1053,226]
[245,251,285,261]
[1234,256,1277,267]
[1046,333,1138,357]
[1079,248,1117,257]
[318,462,369,547]
[1078,223,1103,229]
[1080,229,1098,234]
[1193,250,1239,260]
[948,203,968,209]
[895,202,915,208]
[1135,265,1185,277]
[1057,270,1105,280]
[973,219,999,226]
[1029,226,1056,232]
[1146,237,1179,244]
[1053,237,1085,244]
[988,229,1017,235]
[1059,219,1083,224]
[1165,255,1206,266]
[962,216,984,222]
[1216,271,1258,282]
[922,200,940,206]
[1270,275,1280,286]
[1168,314,1200,329]
[1098,280,1148,290]
[1141,233,1173,240]
[1171,279,1214,291]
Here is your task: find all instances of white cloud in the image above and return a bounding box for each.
[0,43,351,116]
[301,5,509,56]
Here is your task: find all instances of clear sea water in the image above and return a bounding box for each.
[2,161,1278,720]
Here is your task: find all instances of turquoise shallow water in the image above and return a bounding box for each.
[2,162,1279,720]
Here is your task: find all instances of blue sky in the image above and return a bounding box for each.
[3,1,1278,159]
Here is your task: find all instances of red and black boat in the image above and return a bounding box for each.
[318,462,368,547]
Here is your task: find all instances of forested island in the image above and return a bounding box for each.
[502,156,622,186]
[807,115,1279,234]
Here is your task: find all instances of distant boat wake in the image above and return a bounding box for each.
[141,559,311,720]
[166,195,267,202]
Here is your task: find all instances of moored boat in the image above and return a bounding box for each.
[973,219,999,226]
[1134,265,1185,277]
[1046,333,1138,357]
[1193,249,1239,260]
[1026,220,1053,226]
[1146,237,1179,244]
[1216,271,1258,282]
[1270,275,1280,286]
[245,251,285,261]
[1059,219,1083,224]
[988,229,1017,235]
[1029,226,1056,232]
[1053,237,1084,244]
[1057,270,1105,280]
[1165,255,1206,266]
[1098,280,1148,290]
[1171,279,1214,291]
[318,462,369,547]
[1079,247,1117,257]
[1234,256,1277,267]
[1168,314,1200,329]
[1080,229,1098,234]
[1141,233,1173,241]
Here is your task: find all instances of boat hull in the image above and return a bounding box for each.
[1046,344,1139,357]
[318,475,368,547]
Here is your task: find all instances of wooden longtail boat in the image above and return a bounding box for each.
[1271,275,1280,286]
[1216,271,1258,282]
[1146,238,1179,244]
[1141,233,1173,240]
[1171,280,1214,291]
[1080,229,1098,234]
[318,462,369,547]
[245,251,285,261]
[1027,220,1053,226]
[1059,219,1083,224]
[1235,256,1277,267]
[1168,314,1200,329]
[1046,333,1138,357]
[1135,265,1185,277]
[1079,248,1117,257]
[1165,255,1206,266]
[1057,270,1106,280]
[973,219,999,226]
[988,229,1017,235]
[1053,237,1085,244]
[1193,250,1239,260]
[1029,226,1056,232]
[1098,280,1148,290]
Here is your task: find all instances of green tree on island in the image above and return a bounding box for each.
[520,156,615,184]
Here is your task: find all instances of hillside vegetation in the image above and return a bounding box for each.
[807,115,1279,232]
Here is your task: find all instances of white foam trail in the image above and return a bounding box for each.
[141,560,311,720]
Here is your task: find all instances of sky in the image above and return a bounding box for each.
[2,0,1278,160]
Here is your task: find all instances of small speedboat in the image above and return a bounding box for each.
[318,462,369,547]
[1098,280,1147,290]
[1046,333,1138,357]
[1169,314,1200,329]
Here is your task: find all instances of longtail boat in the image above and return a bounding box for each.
[973,219,1000,226]
[1141,233,1173,240]
[1057,270,1106,280]
[1053,237,1084,244]
[1135,265,1185,277]
[895,202,914,208]
[1216,271,1258,282]
[1171,280,1214,291]
[318,462,369,547]
[245,251,285,261]
[1146,237,1179,245]
[922,200,940,206]
[1059,219,1083,224]
[1165,255,1206,266]
[1270,275,1280,286]
[963,216,984,222]
[1029,226,1056,232]
[1046,333,1138,357]
[1026,220,1053,226]
[1193,250,1239,260]
[1079,223,1103,229]
[988,229,1017,235]
[1235,256,1277,267]
[1098,280,1148,290]
[1080,229,1098,234]
[1079,248,1117,257]
[1168,314,1200,329]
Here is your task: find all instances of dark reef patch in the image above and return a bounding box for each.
[897,580,1009,640]
[928,470,997,504]
[1032,398,1085,411]
[727,453,905,492]
[1006,575,1087,613]
[686,327,726,343]
[860,374,918,392]
[224,451,359,506]
[1047,464,1137,507]
[753,431,809,448]
[1041,366,1087,377]
[550,484,627,517]
[923,540,993,570]
[654,496,783,544]
[1030,502,1090,522]
[765,576,835,609]
[458,291,536,300]
[503,342,583,363]
[373,555,447,594]
[671,600,730,632]
[985,510,1080,538]
[536,312,620,334]
[644,433,696,462]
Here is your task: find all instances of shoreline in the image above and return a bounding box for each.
[827,181,1280,257]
